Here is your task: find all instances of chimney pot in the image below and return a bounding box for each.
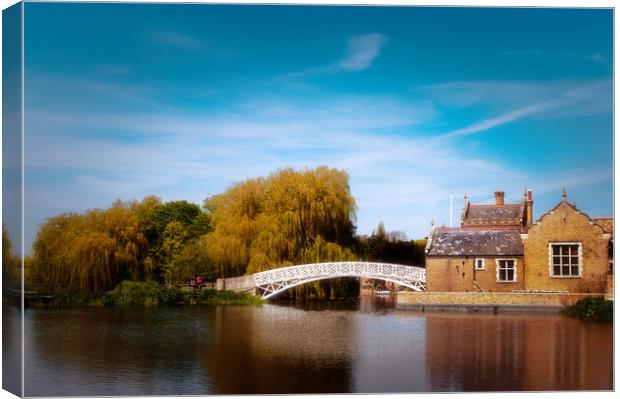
[494,191,505,206]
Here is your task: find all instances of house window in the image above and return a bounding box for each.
[550,243,581,277]
[475,258,485,270]
[496,259,516,282]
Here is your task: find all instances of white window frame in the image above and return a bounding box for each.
[474,258,485,270]
[548,242,582,278]
[496,258,517,283]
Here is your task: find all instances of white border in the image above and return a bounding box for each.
[0,2,616,399]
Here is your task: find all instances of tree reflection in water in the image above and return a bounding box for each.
[19,302,613,396]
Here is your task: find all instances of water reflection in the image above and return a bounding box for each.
[2,306,22,395]
[207,305,354,393]
[425,311,613,391]
[25,307,215,395]
[20,301,613,396]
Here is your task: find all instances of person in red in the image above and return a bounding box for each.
[195,275,203,289]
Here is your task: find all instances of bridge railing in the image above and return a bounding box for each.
[253,261,426,286]
[252,261,426,299]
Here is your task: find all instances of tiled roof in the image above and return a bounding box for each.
[462,204,524,227]
[426,228,524,257]
[593,218,614,238]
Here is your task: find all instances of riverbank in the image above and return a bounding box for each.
[16,281,264,307]
[396,291,610,313]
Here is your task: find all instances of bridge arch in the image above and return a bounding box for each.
[253,262,426,299]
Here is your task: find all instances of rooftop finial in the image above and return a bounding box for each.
[562,187,567,201]
[430,218,435,228]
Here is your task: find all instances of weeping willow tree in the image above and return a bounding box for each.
[29,200,153,293]
[205,166,358,298]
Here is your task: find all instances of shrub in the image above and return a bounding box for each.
[103,281,263,306]
[28,281,264,307]
[563,296,613,322]
[104,280,161,306]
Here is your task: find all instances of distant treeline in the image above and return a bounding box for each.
[3,166,426,299]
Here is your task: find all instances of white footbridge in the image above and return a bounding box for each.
[252,262,426,299]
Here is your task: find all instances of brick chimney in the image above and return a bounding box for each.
[494,191,505,206]
[525,189,533,226]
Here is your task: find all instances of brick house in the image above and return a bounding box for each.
[425,190,613,294]
[522,193,611,293]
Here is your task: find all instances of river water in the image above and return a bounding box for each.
[2,296,613,395]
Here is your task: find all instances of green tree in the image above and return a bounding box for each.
[356,221,427,266]
[160,221,189,283]
[166,238,218,284]
[138,199,211,281]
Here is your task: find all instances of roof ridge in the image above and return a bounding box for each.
[469,204,522,207]
[435,227,525,231]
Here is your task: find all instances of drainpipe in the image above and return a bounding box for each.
[472,258,483,292]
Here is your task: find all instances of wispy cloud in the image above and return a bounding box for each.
[338,33,388,71]
[439,102,551,138]
[418,79,612,121]
[95,64,130,75]
[500,49,544,56]
[152,30,210,52]
[278,33,387,79]
[413,79,613,141]
[583,53,607,64]
[501,49,610,66]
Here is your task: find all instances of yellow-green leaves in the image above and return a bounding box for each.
[205,166,357,276]
[29,201,151,293]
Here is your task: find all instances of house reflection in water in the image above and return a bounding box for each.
[424,312,613,391]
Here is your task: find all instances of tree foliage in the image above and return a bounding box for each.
[28,196,214,293]
[356,221,427,266]
[137,198,211,281]
[2,224,20,289]
[29,200,154,293]
[166,238,218,284]
[204,166,357,276]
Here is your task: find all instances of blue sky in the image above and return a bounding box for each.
[21,3,613,252]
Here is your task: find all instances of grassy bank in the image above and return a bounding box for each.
[28,281,264,307]
[562,296,613,322]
